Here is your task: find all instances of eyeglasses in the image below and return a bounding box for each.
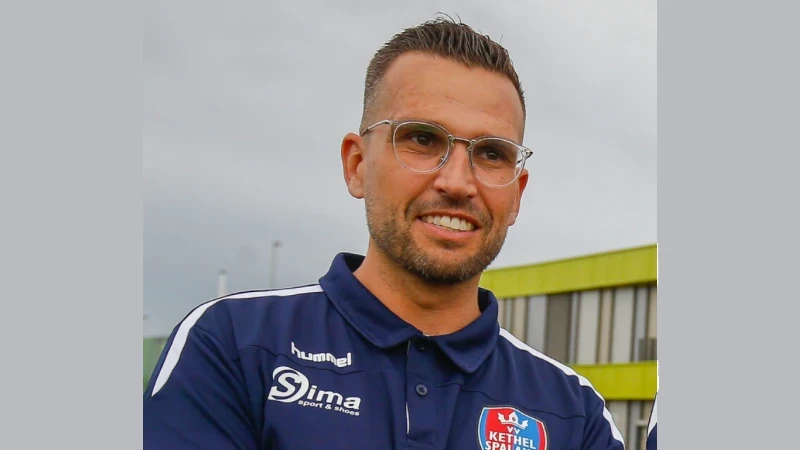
[359,119,533,188]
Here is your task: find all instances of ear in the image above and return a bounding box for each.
[508,169,529,226]
[341,132,366,199]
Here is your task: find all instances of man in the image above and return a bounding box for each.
[144,17,625,449]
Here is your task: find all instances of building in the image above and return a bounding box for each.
[480,243,658,450]
[144,243,658,448]
[143,336,168,391]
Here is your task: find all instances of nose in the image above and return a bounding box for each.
[431,140,478,199]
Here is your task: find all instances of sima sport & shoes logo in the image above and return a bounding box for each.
[477,406,548,450]
[267,366,361,417]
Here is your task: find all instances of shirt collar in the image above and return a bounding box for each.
[318,252,499,374]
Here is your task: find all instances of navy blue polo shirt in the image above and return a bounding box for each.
[144,253,625,449]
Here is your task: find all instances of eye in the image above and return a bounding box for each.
[475,146,511,163]
[409,132,437,147]
[482,148,503,161]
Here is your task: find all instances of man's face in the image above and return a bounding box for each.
[344,52,529,284]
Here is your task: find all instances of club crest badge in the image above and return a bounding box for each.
[477,406,548,450]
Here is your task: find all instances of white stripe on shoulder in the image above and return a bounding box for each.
[648,393,657,434]
[150,284,324,396]
[498,328,625,445]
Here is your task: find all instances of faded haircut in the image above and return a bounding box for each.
[360,15,526,131]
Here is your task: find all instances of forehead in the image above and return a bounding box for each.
[376,52,525,142]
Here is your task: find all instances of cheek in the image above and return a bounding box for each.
[374,166,428,207]
[485,196,517,224]
[365,166,405,214]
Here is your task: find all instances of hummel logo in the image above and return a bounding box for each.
[291,341,352,368]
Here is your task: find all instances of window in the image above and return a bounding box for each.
[525,295,547,351]
[610,287,635,363]
[633,286,649,361]
[606,401,629,445]
[648,286,657,339]
[627,401,642,450]
[509,296,527,339]
[544,293,572,363]
[634,399,655,450]
[597,289,613,363]
[567,292,579,363]
[575,290,600,364]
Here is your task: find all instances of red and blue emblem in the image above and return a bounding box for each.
[477,406,548,450]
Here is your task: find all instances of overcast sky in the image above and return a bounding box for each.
[143,0,657,338]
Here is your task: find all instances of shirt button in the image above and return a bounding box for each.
[415,384,428,396]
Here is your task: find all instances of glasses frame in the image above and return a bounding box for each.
[359,119,533,188]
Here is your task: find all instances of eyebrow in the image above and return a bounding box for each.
[394,116,520,143]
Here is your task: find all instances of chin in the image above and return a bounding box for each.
[421,250,482,272]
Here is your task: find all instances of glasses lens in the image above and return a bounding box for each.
[393,122,450,172]
[471,139,524,187]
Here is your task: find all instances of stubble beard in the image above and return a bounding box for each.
[363,190,508,285]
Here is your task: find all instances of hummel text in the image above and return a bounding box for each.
[291,341,352,368]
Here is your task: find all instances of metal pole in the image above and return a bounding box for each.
[269,240,281,289]
[217,269,228,297]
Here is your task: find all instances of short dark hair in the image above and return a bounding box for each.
[361,15,526,130]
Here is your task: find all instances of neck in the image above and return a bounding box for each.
[353,245,483,336]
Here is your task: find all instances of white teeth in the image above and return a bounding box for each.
[421,215,475,232]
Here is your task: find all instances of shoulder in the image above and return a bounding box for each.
[493,328,624,445]
[168,284,329,352]
[146,284,330,398]
[493,328,609,414]
[495,328,587,388]
[195,283,324,322]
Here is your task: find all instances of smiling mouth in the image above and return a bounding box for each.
[419,215,476,232]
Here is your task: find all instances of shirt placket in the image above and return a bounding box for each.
[404,337,440,449]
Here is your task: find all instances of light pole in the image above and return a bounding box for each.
[217,269,228,297]
[269,240,281,289]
